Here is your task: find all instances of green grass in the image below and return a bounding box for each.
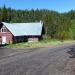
[5,39,75,49]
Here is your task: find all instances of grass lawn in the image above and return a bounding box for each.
[5,39,75,49]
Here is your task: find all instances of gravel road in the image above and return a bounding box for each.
[0,44,75,75]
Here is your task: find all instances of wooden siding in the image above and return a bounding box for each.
[0,32,13,44]
[28,37,39,42]
[0,25,13,44]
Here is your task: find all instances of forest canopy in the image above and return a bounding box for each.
[0,6,75,40]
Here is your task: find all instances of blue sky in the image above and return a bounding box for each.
[0,0,75,12]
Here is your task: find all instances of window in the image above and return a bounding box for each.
[4,28,6,32]
[1,27,7,32]
[2,29,4,32]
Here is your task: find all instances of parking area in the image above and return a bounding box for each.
[0,47,18,59]
[0,44,75,75]
[0,46,37,59]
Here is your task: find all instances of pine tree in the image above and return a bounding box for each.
[1,5,8,22]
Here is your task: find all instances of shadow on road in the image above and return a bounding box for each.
[67,47,75,58]
[0,44,7,48]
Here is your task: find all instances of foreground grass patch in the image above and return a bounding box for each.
[5,40,75,49]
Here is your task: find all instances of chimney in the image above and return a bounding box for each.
[40,20,43,24]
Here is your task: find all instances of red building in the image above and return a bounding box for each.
[0,22,43,44]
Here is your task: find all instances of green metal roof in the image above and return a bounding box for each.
[2,22,43,36]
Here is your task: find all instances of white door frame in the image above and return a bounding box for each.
[2,36,6,44]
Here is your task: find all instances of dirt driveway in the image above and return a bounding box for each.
[0,44,75,75]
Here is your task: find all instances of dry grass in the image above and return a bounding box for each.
[5,39,75,49]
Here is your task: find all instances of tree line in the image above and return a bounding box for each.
[0,5,75,40]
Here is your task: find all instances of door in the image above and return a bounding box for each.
[2,36,6,44]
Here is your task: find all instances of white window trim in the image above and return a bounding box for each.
[1,28,7,33]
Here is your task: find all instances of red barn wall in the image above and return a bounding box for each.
[0,32,13,44]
